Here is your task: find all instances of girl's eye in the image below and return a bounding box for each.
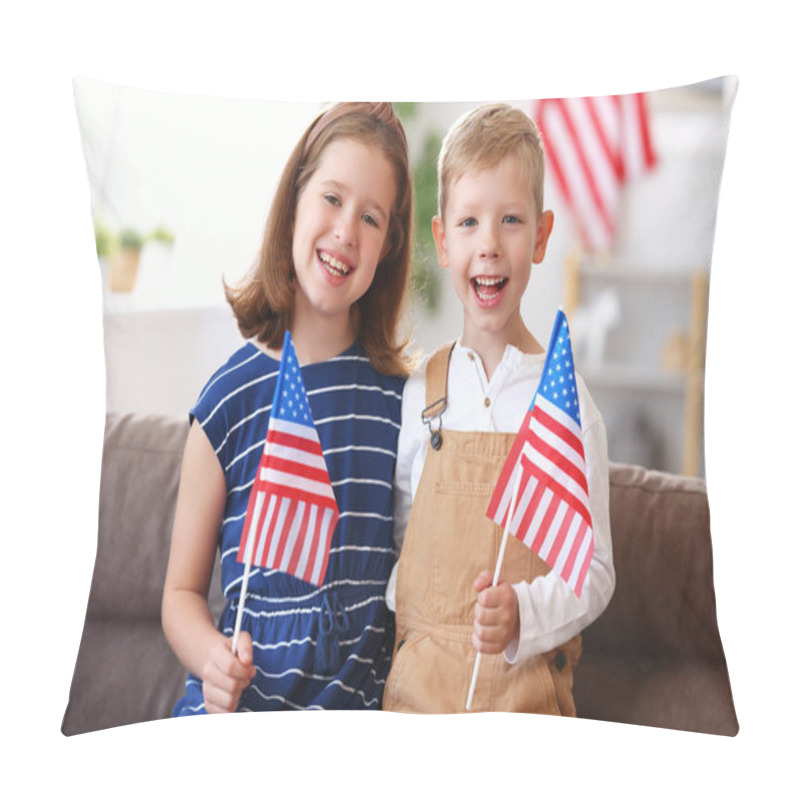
[362,213,379,228]
[324,194,341,206]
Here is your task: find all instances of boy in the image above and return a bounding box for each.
[383,104,615,714]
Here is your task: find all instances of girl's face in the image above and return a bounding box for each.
[291,138,397,334]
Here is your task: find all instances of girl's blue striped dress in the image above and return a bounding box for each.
[172,340,404,713]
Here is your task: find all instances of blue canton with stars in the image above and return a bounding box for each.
[271,331,315,428]
[533,308,582,428]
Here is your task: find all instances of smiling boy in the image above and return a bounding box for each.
[383,104,615,715]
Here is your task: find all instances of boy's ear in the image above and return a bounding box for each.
[533,210,554,264]
[432,216,449,268]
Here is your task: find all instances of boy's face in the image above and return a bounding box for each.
[432,155,553,349]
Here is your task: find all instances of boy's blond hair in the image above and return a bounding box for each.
[438,103,546,219]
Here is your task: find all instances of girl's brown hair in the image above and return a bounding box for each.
[225,102,414,377]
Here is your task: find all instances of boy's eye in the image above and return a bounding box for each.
[503,214,521,224]
[458,217,477,228]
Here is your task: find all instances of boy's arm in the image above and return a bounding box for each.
[505,408,616,663]
[386,370,427,611]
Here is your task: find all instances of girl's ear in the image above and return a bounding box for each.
[432,216,449,268]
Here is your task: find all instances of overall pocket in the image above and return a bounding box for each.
[431,480,498,624]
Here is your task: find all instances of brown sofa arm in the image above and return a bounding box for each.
[573,463,738,736]
[62,412,223,735]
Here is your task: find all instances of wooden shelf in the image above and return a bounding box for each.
[564,248,709,476]
[578,363,692,393]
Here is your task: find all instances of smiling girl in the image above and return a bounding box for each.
[162,102,413,713]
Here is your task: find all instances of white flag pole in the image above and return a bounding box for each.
[231,509,258,655]
[231,441,271,656]
[466,463,524,711]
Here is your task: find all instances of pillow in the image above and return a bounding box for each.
[62,78,737,737]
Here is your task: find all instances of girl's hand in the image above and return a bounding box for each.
[472,570,520,655]
[201,631,257,714]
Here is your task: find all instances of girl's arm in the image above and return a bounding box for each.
[162,420,256,712]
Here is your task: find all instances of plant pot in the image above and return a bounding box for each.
[109,246,142,292]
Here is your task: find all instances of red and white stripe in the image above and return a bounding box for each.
[533,93,656,253]
[238,417,339,586]
[487,395,594,597]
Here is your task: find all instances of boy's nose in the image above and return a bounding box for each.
[479,234,500,259]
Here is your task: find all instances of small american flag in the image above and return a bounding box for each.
[533,93,657,253]
[237,331,339,586]
[486,309,594,597]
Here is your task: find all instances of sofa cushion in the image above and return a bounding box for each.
[62,618,188,735]
[89,413,190,619]
[573,463,737,735]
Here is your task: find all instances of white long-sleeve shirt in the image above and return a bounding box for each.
[387,340,615,664]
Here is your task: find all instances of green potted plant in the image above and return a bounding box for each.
[93,218,114,262]
[148,225,176,246]
[110,227,145,292]
[395,104,441,312]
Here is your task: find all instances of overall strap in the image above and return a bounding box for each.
[421,341,456,451]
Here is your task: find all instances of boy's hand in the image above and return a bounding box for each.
[201,631,257,713]
[472,570,520,655]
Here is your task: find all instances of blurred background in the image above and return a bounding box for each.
[74,76,736,477]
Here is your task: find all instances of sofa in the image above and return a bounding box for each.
[61,412,738,736]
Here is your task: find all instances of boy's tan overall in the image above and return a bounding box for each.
[383,343,581,714]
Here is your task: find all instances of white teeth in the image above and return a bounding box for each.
[472,275,507,300]
[319,251,351,275]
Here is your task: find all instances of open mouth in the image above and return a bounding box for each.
[318,250,353,278]
[471,275,508,301]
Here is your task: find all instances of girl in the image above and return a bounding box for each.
[162,102,413,713]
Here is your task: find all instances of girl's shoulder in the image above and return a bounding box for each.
[192,342,277,420]
[319,340,406,398]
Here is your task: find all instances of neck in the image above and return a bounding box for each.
[461,315,542,380]
[287,305,357,365]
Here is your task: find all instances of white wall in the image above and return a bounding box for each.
[96,83,735,476]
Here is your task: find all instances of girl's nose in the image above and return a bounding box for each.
[334,213,357,246]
